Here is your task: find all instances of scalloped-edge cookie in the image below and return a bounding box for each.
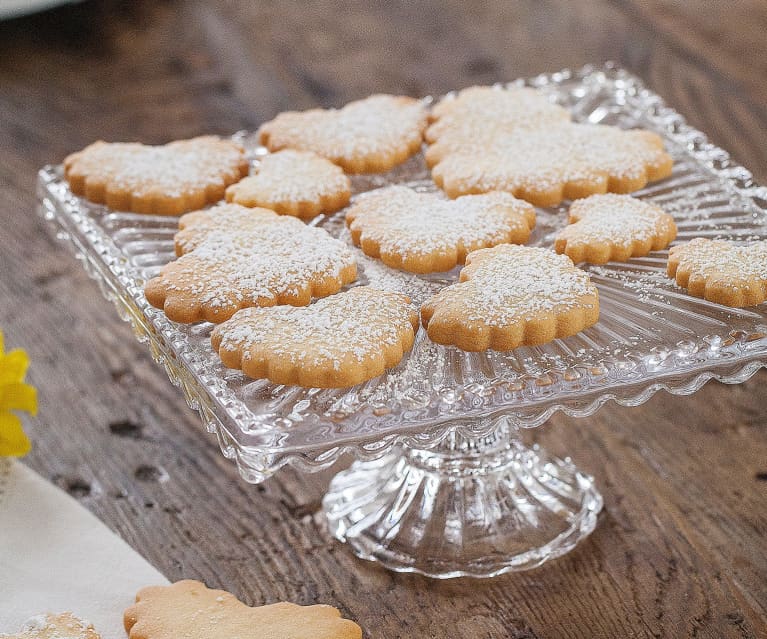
[144,203,357,323]
[426,85,673,206]
[124,580,362,639]
[2,613,100,639]
[64,136,248,215]
[212,286,419,388]
[667,238,767,307]
[555,193,677,264]
[430,122,673,206]
[346,185,536,273]
[258,94,427,173]
[225,150,351,219]
[421,245,599,351]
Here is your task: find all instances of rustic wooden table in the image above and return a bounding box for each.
[1,2,766,637]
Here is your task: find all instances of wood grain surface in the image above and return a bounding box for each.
[1,1,766,637]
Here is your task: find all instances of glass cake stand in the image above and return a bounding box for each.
[37,63,767,578]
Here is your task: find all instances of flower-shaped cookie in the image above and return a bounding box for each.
[422,245,599,351]
[346,186,536,273]
[5,613,100,639]
[212,287,419,388]
[144,204,357,323]
[124,580,362,639]
[426,86,673,207]
[225,150,351,219]
[430,122,673,207]
[555,194,677,264]
[258,94,427,173]
[667,238,767,307]
[64,136,248,215]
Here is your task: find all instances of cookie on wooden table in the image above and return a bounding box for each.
[421,244,600,351]
[225,150,351,219]
[64,136,248,215]
[211,286,419,388]
[124,580,362,639]
[144,203,357,323]
[2,613,100,639]
[258,94,428,173]
[667,238,767,307]
[346,185,536,273]
[555,193,677,264]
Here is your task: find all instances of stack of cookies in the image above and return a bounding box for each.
[63,86,767,389]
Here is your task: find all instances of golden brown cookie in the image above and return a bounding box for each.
[667,238,767,307]
[124,580,361,639]
[425,85,570,152]
[421,245,599,351]
[426,86,672,206]
[554,194,677,264]
[346,185,536,273]
[430,122,673,206]
[225,150,351,219]
[258,94,427,173]
[2,613,100,639]
[63,136,248,215]
[212,287,418,388]
[144,204,357,323]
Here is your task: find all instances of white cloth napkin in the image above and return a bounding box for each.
[0,459,169,638]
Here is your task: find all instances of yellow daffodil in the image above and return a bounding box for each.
[0,329,37,456]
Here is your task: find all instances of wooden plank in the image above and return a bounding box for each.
[0,1,765,637]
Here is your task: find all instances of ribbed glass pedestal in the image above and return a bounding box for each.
[323,419,602,578]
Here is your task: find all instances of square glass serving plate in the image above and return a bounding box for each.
[37,63,767,484]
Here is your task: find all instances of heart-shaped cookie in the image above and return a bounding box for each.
[258,94,427,173]
[667,238,767,307]
[64,136,248,215]
[555,193,677,264]
[422,244,600,351]
[124,580,362,639]
[346,185,536,273]
[225,149,351,219]
[212,286,418,388]
[144,204,357,323]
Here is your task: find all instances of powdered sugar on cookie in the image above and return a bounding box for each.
[144,204,357,323]
[346,185,536,273]
[212,287,419,387]
[422,245,599,351]
[258,94,427,173]
[3,612,100,639]
[64,136,248,215]
[555,193,677,264]
[667,238,767,307]
[225,150,350,219]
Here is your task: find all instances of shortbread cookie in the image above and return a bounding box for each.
[430,122,673,206]
[124,580,361,639]
[225,150,351,219]
[555,194,677,264]
[212,287,418,387]
[64,136,248,215]
[667,238,767,307]
[144,204,356,323]
[2,613,100,639]
[422,245,599,351]
[346,186,536,273]
[258,94,427,173]
[425,85,570,149]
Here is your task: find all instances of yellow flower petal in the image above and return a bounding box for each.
[0,382,37,415]
[0,412,31,457]
[0,349,30,385]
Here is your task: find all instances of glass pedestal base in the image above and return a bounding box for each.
[323,419,603,578]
